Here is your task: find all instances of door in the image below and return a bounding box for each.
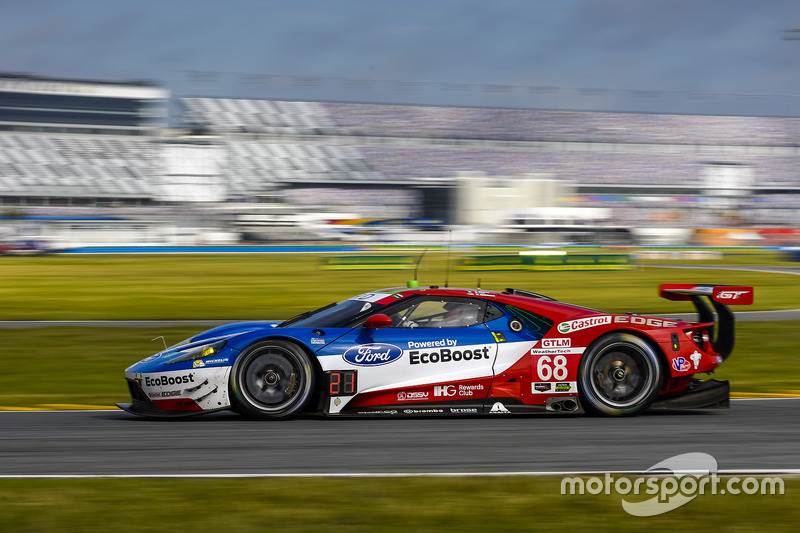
[318,295,499,413]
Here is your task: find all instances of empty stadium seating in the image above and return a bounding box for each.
[2,96,799,228]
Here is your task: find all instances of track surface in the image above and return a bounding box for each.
[1,399,798,476]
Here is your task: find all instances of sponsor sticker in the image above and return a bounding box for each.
[541,338,571,348]
[434,385,457,397]
[555,382,575,393]
[343,343,403,366]
[148,390,182,398]
[532,381,577,394]
[409,346,491,365]
[614,316,678,328]
[408,339,458,349]
[434,384,485,397]
[143,372,196,387]
[489,402,510,414]
[557,316,612,334]
[397,391,429,401]
[351,292,391,303]
[193,357,229,368]
[672,357,692,372]
[530,347,585,355]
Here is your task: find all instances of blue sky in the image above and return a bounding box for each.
[2,0,800,115]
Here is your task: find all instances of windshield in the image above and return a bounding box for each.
[278,299,384,328]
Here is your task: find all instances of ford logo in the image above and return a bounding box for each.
[343,343,403,366]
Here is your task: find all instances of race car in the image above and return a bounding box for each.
[117,283,753,419]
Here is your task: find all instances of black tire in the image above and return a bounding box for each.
[230,339,316,420]
[578,333,663,416]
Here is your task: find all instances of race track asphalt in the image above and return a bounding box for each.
[1,398,798,476]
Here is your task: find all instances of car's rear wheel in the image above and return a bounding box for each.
[578,333,662,416]
[230,340,315,420]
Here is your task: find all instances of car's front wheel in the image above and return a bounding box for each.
[578,333,662,416]
[230,340,316,420]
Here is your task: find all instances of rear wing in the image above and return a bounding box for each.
[659,284,754,305]
[659,284,754,360]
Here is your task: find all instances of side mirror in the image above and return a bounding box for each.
[364,314,393,329]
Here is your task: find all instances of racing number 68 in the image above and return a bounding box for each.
[536,355,568,381]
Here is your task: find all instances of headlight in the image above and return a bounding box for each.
[164,339,227,365]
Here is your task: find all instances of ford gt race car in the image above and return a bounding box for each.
[117,284,753,419]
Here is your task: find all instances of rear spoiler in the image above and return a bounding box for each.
[659,284,754,361]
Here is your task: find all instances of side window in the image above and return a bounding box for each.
[484,303,506,322]
[388,297,487,329]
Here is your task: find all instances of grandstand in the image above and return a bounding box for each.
[1,72,799,245]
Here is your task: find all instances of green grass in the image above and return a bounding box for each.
[0,326,199,408]
[0,252,797,320]
[0,477,796,532]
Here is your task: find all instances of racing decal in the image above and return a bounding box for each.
[532,381,577,394]
[613,315,678,328]
[433,383,485,398]
[326,370,357,396]
[533,354,571,381]
[192,357,229,368]
[672,357,692,372]
[409,346,492,365]
[557,315,611,334]
[397,391,429,401]
[408,338,458,348]
[690,351,702,369]
[491,331,506,342]
[466,289,495,297]
[489,402,510,414]
[530,347,585,355]
[450,408,479,414]
[541,338,570,348]
[713,287,754,305]
[142,372,197,387]
[350,292,395,303]
[343,343,403,366]
[148,389,183,398]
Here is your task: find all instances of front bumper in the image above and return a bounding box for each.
[650,378,730,410]
[117,377,228,418]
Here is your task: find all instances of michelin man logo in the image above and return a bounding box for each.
[690,351,702,370]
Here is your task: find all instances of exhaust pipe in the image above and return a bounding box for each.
[547,398,580,412]
[562,399,578,412]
